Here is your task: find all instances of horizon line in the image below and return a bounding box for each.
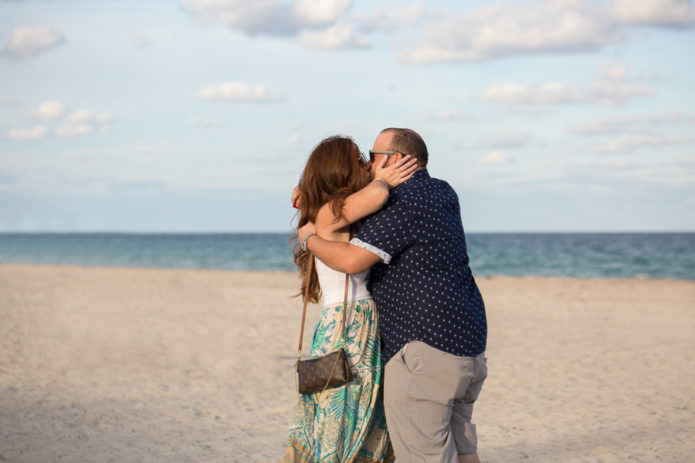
[1,230,694,235]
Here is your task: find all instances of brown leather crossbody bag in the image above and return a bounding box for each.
[296,254,353,394]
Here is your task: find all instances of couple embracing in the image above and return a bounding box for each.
[282,128,488,463]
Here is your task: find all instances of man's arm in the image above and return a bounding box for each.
[299,223,381,274]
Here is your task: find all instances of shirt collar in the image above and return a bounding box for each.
[394,168,429,190]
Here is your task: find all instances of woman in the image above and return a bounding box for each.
[282,136,417,463]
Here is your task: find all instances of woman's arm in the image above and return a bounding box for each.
[316,155,418,233]
[315,178,388,232]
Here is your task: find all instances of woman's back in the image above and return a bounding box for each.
[315,257,370,306]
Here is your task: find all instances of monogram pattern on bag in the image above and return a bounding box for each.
[297,348,353,394]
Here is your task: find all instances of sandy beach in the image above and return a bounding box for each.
[0,264,693,463]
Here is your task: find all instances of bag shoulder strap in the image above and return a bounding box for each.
[297,228,352,361]
[340,272,349,347]
[297,254,313,359]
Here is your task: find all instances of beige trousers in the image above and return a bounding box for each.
[383,341,487,463]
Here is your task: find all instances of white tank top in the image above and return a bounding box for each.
[315,257,371,306]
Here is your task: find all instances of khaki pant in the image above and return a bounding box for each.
[384,341,487,463]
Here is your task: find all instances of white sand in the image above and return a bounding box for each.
[0,264,694,462]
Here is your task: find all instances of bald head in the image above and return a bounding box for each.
[380,127,428,167]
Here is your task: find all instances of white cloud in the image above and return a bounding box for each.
[422,110,472,121]
[483,82,583,104]
[399,0,618,64]
[593,134,695,153]
[398,0,695,64]
[196,81,283,102]
[7,26,65,57]
[182,0,425,54]
[181,0,295,36]
[33,100,67,120]
[298,24,370,49]
[484,61,653,108]
[595,61,630,80]
[477,132,531,149]
[55,124,95,138]
[355,1,423,32]
[181,0,352,37]
[9,103,113,140]
[7,126,49,140]
[569,113,695,135]
[613,0,695,27]
[480,150,511,164]
[588,81,655,106]
[65,110,113,125]
[293,0,351,26]
[482,80,653,106]
[55,109,114,138]
[189,115,222,127]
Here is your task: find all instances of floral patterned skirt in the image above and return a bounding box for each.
[281,298,394,463]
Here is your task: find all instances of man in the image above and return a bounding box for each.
[298,128,487,463]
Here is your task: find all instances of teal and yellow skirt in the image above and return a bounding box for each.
[281,297,394,463]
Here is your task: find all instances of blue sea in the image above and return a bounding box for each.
[0,232,694,280]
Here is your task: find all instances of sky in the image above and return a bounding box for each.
[1,0,694,233]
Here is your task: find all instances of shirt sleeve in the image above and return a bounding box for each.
[350,196,417,264]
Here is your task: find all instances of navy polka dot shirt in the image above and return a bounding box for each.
[351,169,487,364]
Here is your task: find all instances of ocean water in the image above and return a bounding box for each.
[0,232,693,280]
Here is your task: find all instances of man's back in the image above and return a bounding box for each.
[351,169,487,364]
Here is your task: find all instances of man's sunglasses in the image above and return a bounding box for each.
[368,150,401,163]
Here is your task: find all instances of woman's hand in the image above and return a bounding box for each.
[372,155,419,189]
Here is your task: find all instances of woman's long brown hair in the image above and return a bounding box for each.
[293,135,369,303]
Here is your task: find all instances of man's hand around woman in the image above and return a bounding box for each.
[372,155,419,189]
